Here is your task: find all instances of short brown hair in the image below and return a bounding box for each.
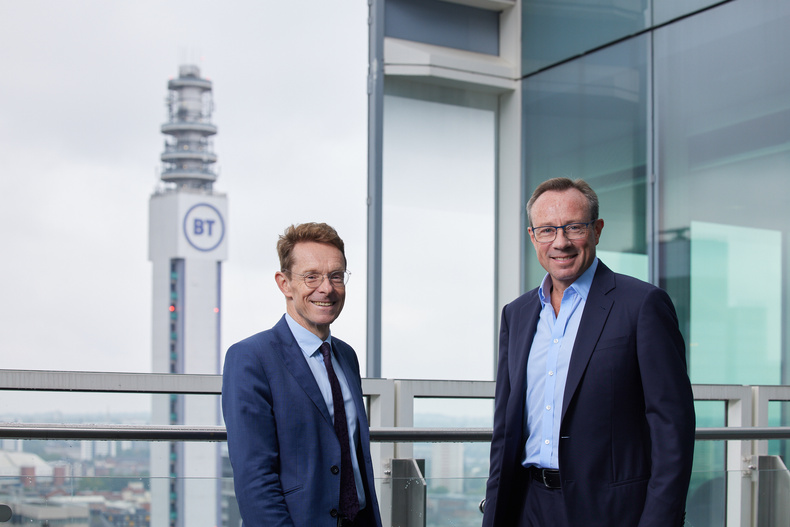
[277,222,346,272]
[526,177,599,226]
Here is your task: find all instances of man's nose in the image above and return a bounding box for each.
[316,275,336,292]
[552,228,572,246]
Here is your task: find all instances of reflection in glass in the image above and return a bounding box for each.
[654,0,790,386]
[655,2,790,524]
[522,0,647,74]
[523,36,649,287]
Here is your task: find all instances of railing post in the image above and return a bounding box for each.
[726,389,753,527]
[693,385,754,527]
[362,378,395,527]
[393,380,415,459]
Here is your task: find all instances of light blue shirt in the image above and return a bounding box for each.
[523,258,598,469]
[285,314,366,509]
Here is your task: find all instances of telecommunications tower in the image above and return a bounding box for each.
[148,64,227,527]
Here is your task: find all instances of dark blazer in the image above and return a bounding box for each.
[483,261,695,527]
[222,316,382,527]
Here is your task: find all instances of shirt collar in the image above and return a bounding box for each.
[284,313,332,356]
[538,257,599,305]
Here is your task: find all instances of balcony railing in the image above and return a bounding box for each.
[1,370,790,526]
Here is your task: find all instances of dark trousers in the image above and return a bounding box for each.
[517,466,570,527]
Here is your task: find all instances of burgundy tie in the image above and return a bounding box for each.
[320,342,360,520]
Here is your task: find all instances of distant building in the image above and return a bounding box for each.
[429,443,464,494]
[149,64,227,527]
[0,449,53,487]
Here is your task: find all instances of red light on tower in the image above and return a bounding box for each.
[169,305,176,312]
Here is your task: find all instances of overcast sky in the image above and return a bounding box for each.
[0,1,373,414]
[0,1,500,419]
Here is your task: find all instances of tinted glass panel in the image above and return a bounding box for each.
[386,0,499,55]
[521,0,729,75]
[655,0,790,386]
[653,0,729,25]
[655,2,790,519]
[523,36,649,287]
[522,0,647,74]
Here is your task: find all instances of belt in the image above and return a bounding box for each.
[527,466,562,489]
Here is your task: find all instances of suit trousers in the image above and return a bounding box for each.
[517,466,570,527]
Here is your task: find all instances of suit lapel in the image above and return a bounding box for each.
[272,318,334,427]
[508,295,541,445]
[334,343,370,435]
[561,263,615,421]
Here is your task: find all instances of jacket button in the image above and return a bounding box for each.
[331,465,340,475]
[330,509,339,518]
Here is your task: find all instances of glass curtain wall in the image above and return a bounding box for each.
[521,0,728,75]
[522,0,790,525]
[655,4,790,524]
[523,37,650,287]
[655,0,790,387]
[381,79,497,381]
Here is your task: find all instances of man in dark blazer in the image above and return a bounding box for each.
[483,178,696,527]
[222,223,382,527]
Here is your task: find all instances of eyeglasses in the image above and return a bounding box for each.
[530,221,595,243]
[284,270,350,288]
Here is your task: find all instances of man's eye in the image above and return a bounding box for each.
[536,227,554,236]
[329,273,344,283]
[304,274,320,281]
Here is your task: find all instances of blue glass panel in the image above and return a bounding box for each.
[522,0,647,74]
[653,0,728,25]
[521,1,729,75]
[385,0,499,55]
[655,0,790,383]
[522,36,649,287]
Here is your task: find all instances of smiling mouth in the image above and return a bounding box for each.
[553,256,576,262]
[312,301,334,307]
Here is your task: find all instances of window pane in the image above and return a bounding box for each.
[381,80,496,381]
[523,36,649,286]
[522,0,647,74]
[386,0,499,55]
[655,0,790,386]
[653,0,728,25]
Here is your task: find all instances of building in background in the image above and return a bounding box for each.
[149,64,227,527]
[367,1,790,526]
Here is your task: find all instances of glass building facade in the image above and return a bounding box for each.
[369,0,790,524]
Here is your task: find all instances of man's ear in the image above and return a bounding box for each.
[275,271,291,298]
[593,218,604,244]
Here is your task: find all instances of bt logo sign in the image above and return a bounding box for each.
[183,203,225,252]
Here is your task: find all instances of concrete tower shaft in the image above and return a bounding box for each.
[160,64,218,189]
[150,64,227,527]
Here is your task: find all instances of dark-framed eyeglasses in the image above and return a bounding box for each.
[530,221,595,243]
[284,270,350,288]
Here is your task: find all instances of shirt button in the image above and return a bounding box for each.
[546,405,551,411]
[553,338,559,343]
[548,371,554,376]
[545,439,550,445]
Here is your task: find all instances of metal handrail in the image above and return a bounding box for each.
[2,371,790,443]
[1,423,789,443]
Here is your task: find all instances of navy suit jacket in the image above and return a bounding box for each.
[483,262,695,527]
[222,316,382,527]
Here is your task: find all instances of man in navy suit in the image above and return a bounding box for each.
[483,178,696,527]
[222,222,382,527]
